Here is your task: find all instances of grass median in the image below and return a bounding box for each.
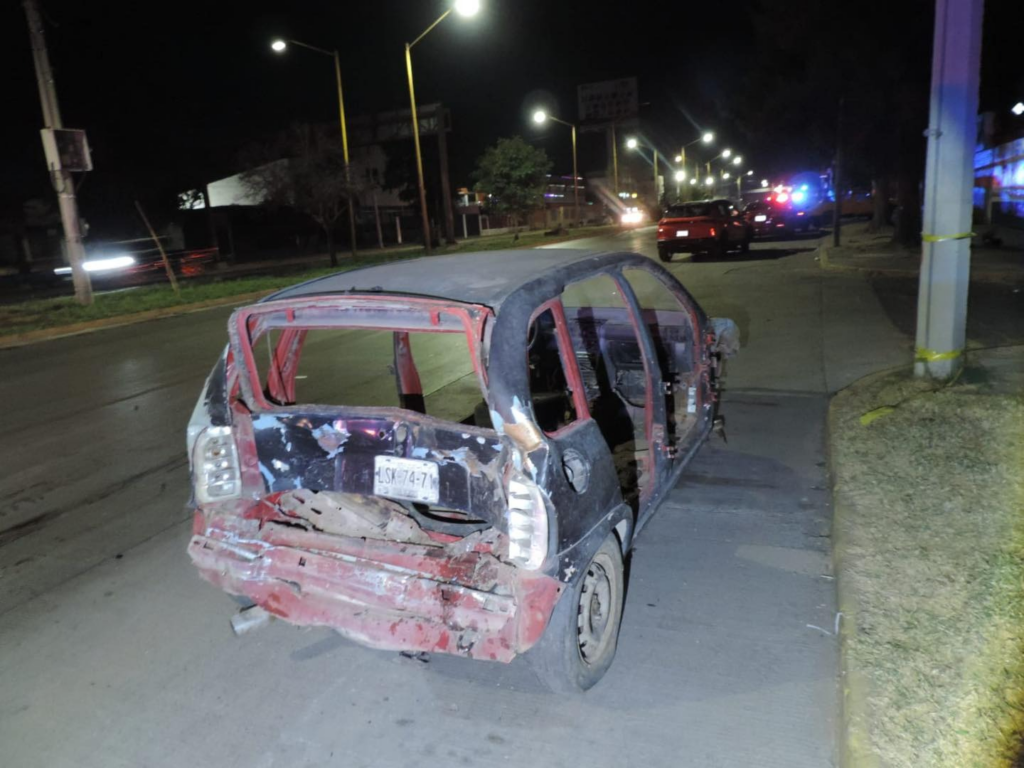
[831,367,1024,767]
[0,224,623,338]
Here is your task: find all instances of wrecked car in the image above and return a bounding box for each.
[186,249,737,691]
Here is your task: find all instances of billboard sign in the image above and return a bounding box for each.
[577,78,638,124]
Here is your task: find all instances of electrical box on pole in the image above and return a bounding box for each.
[914,0,984,379]
[40,128,94,172]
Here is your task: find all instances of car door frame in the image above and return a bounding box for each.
[613,263,715,532]
[536,271,670,533]
[523,297,632,558]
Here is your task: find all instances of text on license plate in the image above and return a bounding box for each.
[754,215,767,222]
[373,456,440,504]
[676,230,689,237]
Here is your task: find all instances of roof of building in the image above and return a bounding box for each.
[264,248,641,308]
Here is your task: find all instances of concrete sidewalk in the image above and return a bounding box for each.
[820,221,1024,283]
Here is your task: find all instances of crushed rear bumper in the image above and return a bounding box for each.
[188,513,562,663]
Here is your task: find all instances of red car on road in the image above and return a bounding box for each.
[657,200,752,262]
[744,200,791,237]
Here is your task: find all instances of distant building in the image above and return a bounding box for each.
[975,111,1024,231]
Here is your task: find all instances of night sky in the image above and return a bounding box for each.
[1,0,1018,236]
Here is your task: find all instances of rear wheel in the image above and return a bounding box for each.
[528,533,625,693]
[657,245,671,262]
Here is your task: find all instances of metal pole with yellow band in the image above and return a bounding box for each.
[913,0,983,380]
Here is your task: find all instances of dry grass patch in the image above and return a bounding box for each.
[832,369,1024,767]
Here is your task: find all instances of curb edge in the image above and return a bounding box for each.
[828,390,884,768]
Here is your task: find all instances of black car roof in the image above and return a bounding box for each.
[263,248,649,309]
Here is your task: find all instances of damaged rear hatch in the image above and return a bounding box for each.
[187,295,561,661]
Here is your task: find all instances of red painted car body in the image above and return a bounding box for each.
[656,199,752,262]
[185,250,736,680]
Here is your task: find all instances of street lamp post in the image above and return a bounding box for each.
[533,110,579,226]
[272,38,358,258]
[611,121,620,196]
[626,136,660,206]
[405,0,480,254]
[675,131,713,198]
[705,148,735,194]
[674,169,686,201]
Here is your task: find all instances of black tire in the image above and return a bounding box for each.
[657,245,671,262]
[739,233,751,253]
[528,533,625,693]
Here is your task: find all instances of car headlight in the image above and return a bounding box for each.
[506,473,549,570]
[193,426,241,504]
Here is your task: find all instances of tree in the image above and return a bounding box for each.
[473,137,552,237]
[241,124,355,266]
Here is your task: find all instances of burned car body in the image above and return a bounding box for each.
[186,249,736,690]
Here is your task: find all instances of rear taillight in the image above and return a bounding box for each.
[505,473,549,570]
[194,426,241,504]
[710,227,717,237]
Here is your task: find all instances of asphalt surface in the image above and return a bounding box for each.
[0,228,916,767]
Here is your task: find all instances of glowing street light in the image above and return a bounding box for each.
[530,108,580,225]
[722,148,732,159]
[705,177,715,187]
[761,178,769,187]
[722,172,731,180]
[733,156,743,166]
[675,131,715,193]
[747,170,754,176]
[1011,102,1024,116]
[626,137,661,202]
[405,1,481,253]
[269,36,358,257]
[674,170,686,182]
[690,178,698,185]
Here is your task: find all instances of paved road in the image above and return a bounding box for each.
[0,229,914,767]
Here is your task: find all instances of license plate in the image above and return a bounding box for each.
[373,456,439,504]
[754,215,767,222]
[676,230,689,237]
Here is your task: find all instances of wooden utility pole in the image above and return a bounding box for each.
[437,112,456,244]
[23,0,92,304]
[832,97,844,248]
[372,190,384,249]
